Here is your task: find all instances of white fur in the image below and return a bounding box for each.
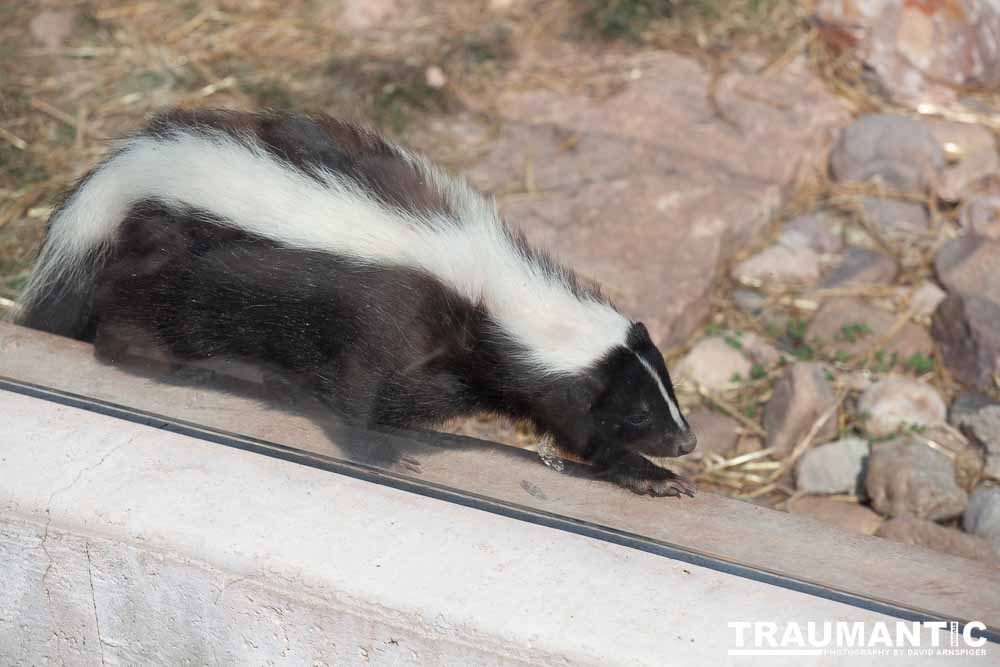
[633,352,685,429]
[22,129,631,375]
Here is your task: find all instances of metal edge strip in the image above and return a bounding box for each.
[1,375,995,644]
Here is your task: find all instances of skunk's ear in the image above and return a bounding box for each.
[628,321,652,347]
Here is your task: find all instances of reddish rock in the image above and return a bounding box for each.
[675,337,753,393]
[935,234,1000,304]
[764,363,839,457]
[29,10,77,50]
[932,293,1000,392]
[814,0,1000,106]
[788,496,884,535]
[732,245,821,287]
[806,297,933,363]
[876,517,1000,565]
[926,119,1000,201]
[686,408,741,456]
[857,377,947,438]
[909,281,946,320]
[452,51,848,346]
[866,436,967,521]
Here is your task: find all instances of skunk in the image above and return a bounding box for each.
[16,109,697,496]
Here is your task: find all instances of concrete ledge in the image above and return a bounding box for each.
[10,390,990,665]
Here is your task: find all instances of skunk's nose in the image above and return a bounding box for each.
[676,429,697,454]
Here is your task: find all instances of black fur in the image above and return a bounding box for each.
[18,110,697,497]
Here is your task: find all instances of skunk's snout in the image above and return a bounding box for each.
[675,428,697,455]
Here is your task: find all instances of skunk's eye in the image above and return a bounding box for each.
[625,413,651,427]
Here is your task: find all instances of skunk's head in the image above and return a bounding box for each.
[547,322,696,460]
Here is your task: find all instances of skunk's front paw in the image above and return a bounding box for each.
[599,453,696,498]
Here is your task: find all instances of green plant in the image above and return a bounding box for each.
[579,0,674,40]
[750,363,766,380]
[903,352,935,375]
[834,322,873,344]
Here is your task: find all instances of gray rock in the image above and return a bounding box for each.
[787,496,883,535]
[952,400,1000,481]
[764,363,839,457]
[858,197,929,233]
[961,195,1000,240]
[780,212,843,254]
[964,485,1000,552]
[829,114,945,190]
[876,517,1000,564]
[857,378,946,439]
[675,337,752,393]
[733,289,766,315]
[935,234,1000,305]
[795,437,870,495]
[820,246,898,289]
[950,391,1000,424]
[931,293,1000,392]
[865,436,968,521]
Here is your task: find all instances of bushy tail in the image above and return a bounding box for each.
[11,159,123,341]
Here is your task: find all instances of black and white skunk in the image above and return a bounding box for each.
[17,109,697,496]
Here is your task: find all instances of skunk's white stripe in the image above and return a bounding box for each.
[633,352,685,428]
[24,130,630,374]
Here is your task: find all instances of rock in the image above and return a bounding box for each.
[931,293,1000,392]
[339,0,403,31]
[764,363,839,457]
[795,437,870,495]
[780,212,843,254]
[964,485,1000,552]
[951,398,1000,481]
[787,496,884,535]
[732,245,821,287]
[820,247,898,289]
[935,234,1000,304]
[813,0,1000,106]
[737,332,783,368]
[733,289,766,315]
[806,298,933,364]
[959,175,1000,239]
[909,281,946,320]
[424,66,447,89]
[686,408,741,456]
[829,114,944,190]
[674,337,753,393]
[450,49,848,345]
[876,517,1000,564]
[29,10,77,50]
[961,195,1000,240]
[857,377,946,439]
[926,119,1000,201]
[950,390,1000,423]
[858,197,929,233]
[865,436,968,521]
